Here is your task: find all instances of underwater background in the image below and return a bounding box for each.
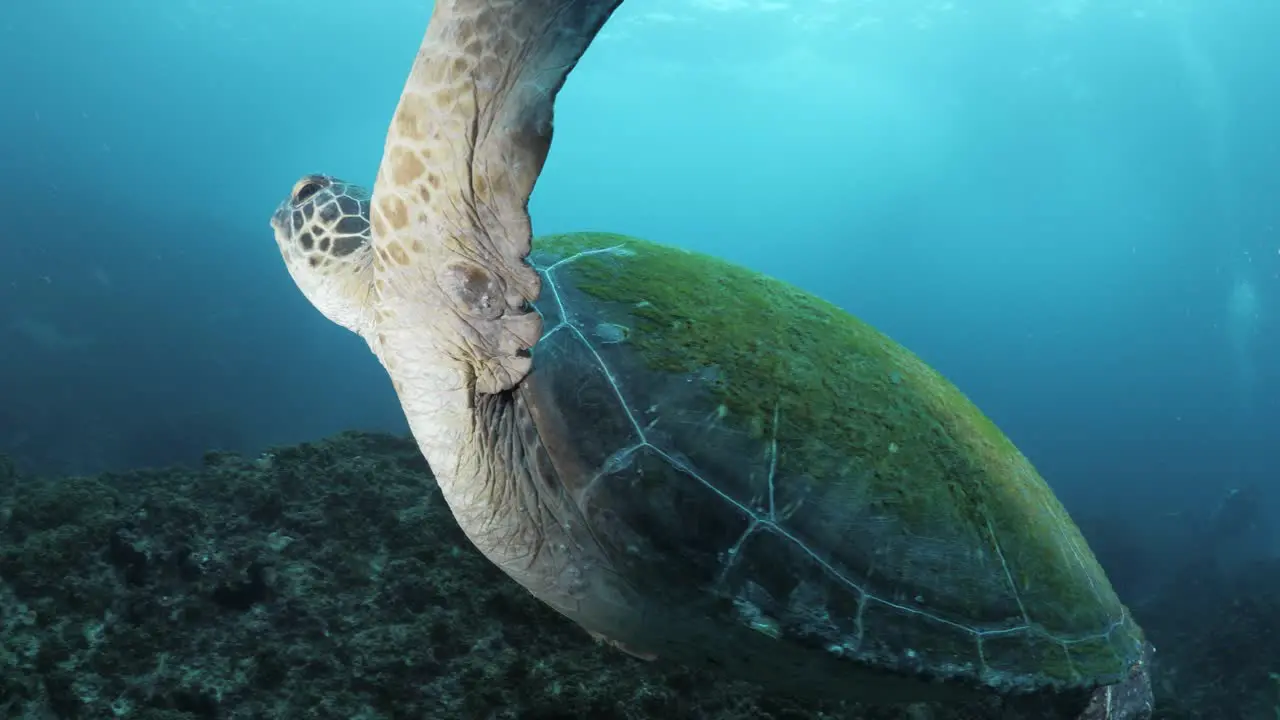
[1,0,1278,718]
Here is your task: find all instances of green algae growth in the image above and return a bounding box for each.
[530,232,1142,684]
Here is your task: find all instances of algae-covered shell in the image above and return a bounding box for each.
[524,232,1145,701]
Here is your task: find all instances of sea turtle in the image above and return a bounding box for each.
[269,1,1153,717]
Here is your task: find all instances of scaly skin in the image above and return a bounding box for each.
[288,0,629,650]
[270,176,375,340]
[364,0,620,514]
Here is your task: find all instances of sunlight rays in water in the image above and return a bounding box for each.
[1226,269,1260,413]
[1170,9,1268,416]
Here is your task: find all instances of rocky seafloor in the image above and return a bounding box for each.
[0,432,1275,719]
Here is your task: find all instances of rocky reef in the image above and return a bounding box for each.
[0,432,1272,718]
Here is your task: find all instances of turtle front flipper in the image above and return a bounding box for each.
[270,175,377,342]
[369,0,624,394]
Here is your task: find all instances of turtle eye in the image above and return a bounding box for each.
[293,179,323,204]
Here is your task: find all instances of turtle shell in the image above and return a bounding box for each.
[522,231,1145,703]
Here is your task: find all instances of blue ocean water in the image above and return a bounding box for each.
[0,0,1276,694]
[4,1,1275,509]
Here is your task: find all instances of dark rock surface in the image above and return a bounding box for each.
[0,432,1265,718]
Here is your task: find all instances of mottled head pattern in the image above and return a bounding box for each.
[270,175,377,337]
[271,175,372,264]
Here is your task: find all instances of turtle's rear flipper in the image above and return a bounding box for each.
[1073,642,1154,720]
[1000,642,1153,720]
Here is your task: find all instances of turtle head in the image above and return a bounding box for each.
[270,174,376,339]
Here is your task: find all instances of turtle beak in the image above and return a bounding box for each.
[269,203,296,254]
[269,202,290,235]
